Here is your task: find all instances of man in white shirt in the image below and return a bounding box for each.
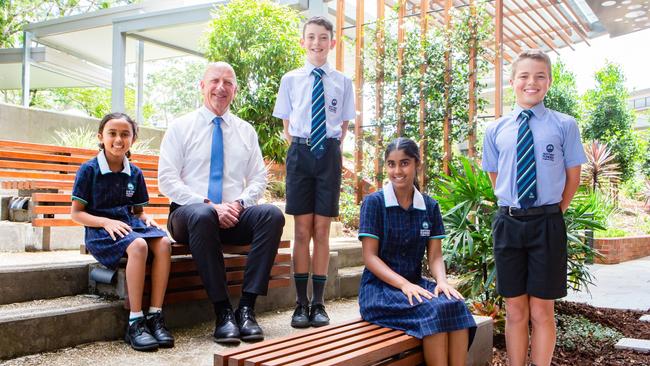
[158,62,284,345]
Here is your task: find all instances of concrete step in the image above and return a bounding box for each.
[0,295,125,360]
[330,237,363,268]
[0,261,91,305]
[337,265,363,298]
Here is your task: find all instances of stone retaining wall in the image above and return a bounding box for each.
[594,235,650,264]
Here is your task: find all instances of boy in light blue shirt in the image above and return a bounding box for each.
[482,49,586,366]
[273,16,356,328]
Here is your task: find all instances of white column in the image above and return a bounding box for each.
[135,40,144,124]
[21,31,32,107]
[111,26,126,112]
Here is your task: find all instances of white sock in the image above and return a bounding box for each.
[129,311,144,325]
[147,307,162,317]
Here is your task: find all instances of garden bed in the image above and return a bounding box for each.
[491,301,650,365]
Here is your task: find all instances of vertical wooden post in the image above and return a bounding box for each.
[375,0,385,189]
[442,0,452,175]
[354,0,364,203]
[396,0,406,136]
[336,0,345,71]
[495,0,504,119]
[419,0,428,189]
[468,0,477,158]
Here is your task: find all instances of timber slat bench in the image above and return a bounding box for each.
[214,318,424,366]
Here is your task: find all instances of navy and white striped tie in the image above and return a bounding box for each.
[516,109,537,209]
[310,68,327,159]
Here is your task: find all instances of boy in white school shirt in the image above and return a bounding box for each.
[273,16,355,328]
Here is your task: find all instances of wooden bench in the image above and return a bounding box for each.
[214,318,423,366]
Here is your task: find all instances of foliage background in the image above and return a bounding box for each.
[203,0,304,162]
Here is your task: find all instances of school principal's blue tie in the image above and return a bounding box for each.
[310,68,327,159]
[517,109,537,209]
[207,116,223,203]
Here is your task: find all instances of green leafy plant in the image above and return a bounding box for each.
[543,59,581,119]
[338,178,361,230]
[581,141,621,192]
[204,0,304,162]
[555,314,622,352]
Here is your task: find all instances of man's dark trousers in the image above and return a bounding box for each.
[168,203,285,302]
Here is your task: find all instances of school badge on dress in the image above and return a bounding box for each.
[420,221,431,237]
[126,182,135,198]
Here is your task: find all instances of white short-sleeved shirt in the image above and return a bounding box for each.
[273,60,356,139]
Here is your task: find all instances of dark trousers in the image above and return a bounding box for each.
[167,203,285,303]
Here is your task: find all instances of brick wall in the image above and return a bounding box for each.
[593,236,650,264]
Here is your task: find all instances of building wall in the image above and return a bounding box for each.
[0,103,165,149]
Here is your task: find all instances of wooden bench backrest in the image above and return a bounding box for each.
[214,318,422,366]
[0,139,160,192]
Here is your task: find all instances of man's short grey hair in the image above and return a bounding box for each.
[203,62,238,87]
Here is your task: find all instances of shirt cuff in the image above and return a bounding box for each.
[429,235,446,239]
[358,233,379,241]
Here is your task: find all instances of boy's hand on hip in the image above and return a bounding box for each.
[102,218,132,241]
[400,282,434,306]
[213,203,239,229]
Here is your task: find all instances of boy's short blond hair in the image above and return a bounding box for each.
[510,49,552,80]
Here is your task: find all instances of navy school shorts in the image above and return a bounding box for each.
[285,138,342,217]
[492,205,568,299]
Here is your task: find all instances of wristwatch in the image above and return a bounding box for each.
[204,198,211,204]
[236,199,245,209]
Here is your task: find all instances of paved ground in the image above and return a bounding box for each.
[0,298,362,366]
[564,255,650,311]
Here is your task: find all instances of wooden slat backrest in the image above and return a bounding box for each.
[0,149,158,171]
[0,139,158,164]
[0,160,158,178]
[1,179,160,193]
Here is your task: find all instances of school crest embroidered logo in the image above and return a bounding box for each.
[328,98,338,113]
[420,221,431,237]
[126,182,135,198]
[543,144,556,162]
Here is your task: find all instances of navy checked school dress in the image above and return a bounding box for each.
[72,155,167,269]
[358,189,476,341]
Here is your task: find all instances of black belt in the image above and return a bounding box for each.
[292,137,339,146]
[498,204,561,217]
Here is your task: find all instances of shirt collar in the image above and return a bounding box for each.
[513,101,546,120]
[200,105,231,127]
[97,150,131,176]
[304,60,333,75]
[382,182,426,211]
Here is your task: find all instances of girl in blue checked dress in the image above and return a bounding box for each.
[71,112,174,352]
[358,138,476,366]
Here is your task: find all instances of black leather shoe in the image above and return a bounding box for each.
[309,303,330,327]
[213,308,241,344]
[235,306,264,342]
[124,318,158,351]
[146,312,175,348]
[290,303,310,328]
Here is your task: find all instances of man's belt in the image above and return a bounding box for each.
[498,204,561,217]
[291,137,339,146]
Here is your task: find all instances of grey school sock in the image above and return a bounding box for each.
[294,273,309,306]
[311,274,327,305]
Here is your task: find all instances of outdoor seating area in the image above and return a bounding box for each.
[2,0,650,365]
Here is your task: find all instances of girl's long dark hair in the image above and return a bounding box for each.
[384,137,421,191]
[97,112,138,158]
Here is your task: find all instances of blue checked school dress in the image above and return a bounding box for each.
[72,152,167,269]
[358,184,476,342]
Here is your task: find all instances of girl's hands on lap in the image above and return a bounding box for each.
[400,282,434,306]
[434,282,464,300]
[143,216,162,229]
[102,218,132,241]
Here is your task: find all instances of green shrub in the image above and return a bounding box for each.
[594,227,628,238]
[338,178,360,230]
[556,314,622,352]
[265,180,285,200]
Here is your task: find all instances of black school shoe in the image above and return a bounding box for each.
[290,303,310,328]
[309,303,330,327]
[146,312,175,348]
[213,308,241,344]
[125,318,159,351]
[235,306,264,341]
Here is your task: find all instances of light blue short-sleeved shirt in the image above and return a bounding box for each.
[482,102,587,208]
[272,60,356,139]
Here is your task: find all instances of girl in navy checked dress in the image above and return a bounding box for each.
[358,138,476,366]
[71,112,174,352]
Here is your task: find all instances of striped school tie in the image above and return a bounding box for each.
[310,68,327,159]
[516,109,537,209]
[207,116,223,203]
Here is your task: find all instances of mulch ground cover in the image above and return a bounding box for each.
[490,301,650,365]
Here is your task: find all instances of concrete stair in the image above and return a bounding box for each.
[0,239,493,365]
